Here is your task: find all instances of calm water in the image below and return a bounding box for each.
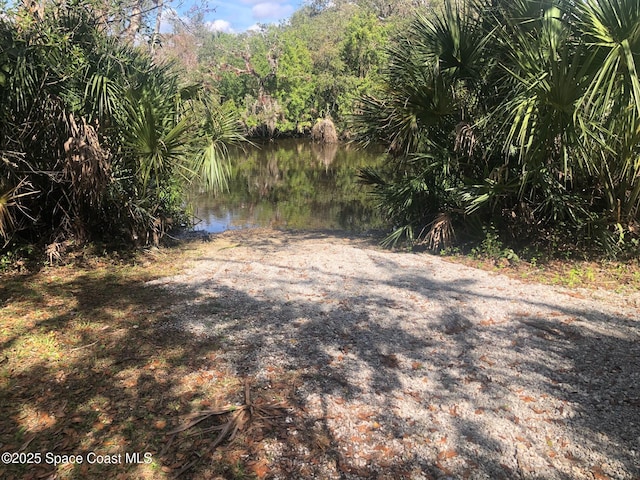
[188,139,387,233]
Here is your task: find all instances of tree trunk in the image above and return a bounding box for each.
[123,0,142,42]
[151,0,164,52]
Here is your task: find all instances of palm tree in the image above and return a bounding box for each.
[354,0,640,254]
[0,1,245,249]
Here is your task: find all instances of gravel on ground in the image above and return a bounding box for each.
[152,228,640,480]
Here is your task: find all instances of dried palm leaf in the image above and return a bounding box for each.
[164,379,287,476]
[422,212,456,251]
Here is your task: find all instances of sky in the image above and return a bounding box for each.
[190,0,305,33]
[1,0,304,35]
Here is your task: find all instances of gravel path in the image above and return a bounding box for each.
[153,228,640,479]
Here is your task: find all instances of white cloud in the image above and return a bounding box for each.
[157,9,235,35]
[252,2,295,20]
[205,19,234,33]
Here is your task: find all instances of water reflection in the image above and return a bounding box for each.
[310,142,338,168]
[188,139,386,233]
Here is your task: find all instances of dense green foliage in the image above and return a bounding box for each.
[354,0,640,256]
[3,0,638,259]
[160,1,426,136]
[0,2,242,250]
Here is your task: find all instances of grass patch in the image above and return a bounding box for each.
[0,240,289,480]
[440,252,640,293]
[436,228,640,292]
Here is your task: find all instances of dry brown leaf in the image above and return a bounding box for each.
[248,459,270,479]
[437,449,458,460]
[591,465,610,480]
[479,355,495,366]
[435,461,453,475]
[567,292,585,299]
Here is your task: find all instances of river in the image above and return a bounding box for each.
[188,139,387,233]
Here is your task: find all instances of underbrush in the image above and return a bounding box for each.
[437,228,640,292]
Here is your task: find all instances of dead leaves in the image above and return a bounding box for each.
[437,449,458,461]
[154,419,167,430]
[479,355,495,367]
[248,458,270,478]
[479,318,497,326]
[162,379,287,477]
[591,465,611,480]
[434,448,458,475]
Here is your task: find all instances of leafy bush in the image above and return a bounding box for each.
[0,3,243,251]
[353,0,640,257]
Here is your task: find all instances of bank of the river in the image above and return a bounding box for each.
[1,228,639,479]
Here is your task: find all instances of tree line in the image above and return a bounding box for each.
[158,0,438,137]
[167,0,640,256]
[2,0,639,259]
[354,0,640,256]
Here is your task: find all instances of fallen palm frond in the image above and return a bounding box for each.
[164,379,287,477]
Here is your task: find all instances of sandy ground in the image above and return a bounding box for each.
[153,228,640,479]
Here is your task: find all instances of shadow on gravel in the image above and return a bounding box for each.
[3,231,637,480]
[158,232,639,479]
[388,271,640,479]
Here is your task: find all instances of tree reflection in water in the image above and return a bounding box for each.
[188,139,386,233]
